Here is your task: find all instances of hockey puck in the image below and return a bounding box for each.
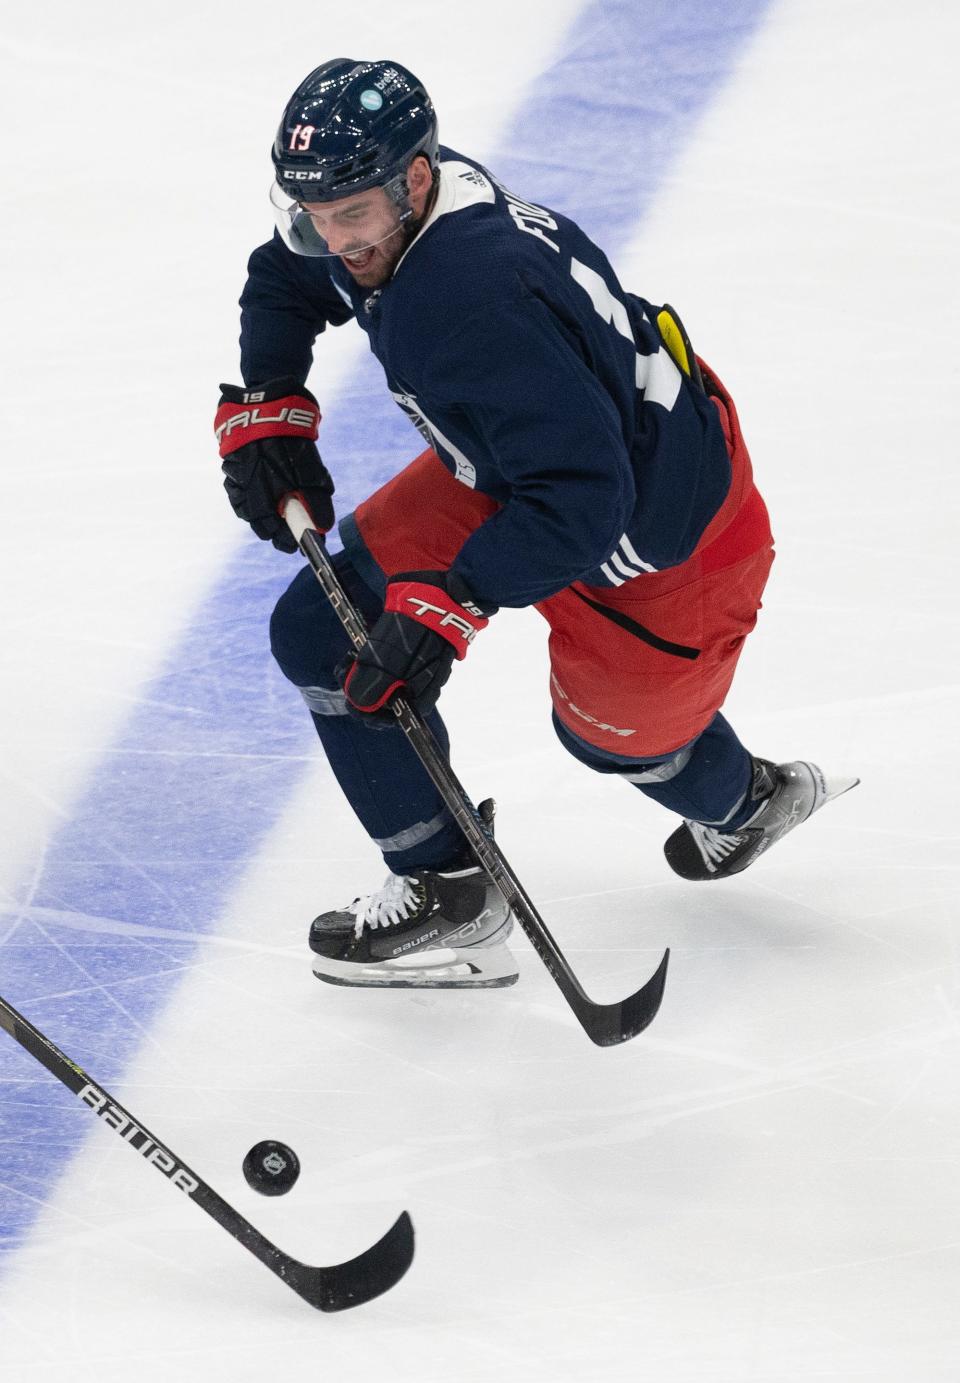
[242,1140,301,1196]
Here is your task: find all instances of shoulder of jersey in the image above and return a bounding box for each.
[401,150,562,309]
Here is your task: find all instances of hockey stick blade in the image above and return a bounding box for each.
[489,853,670,1045]
[0,995,415,1311]
[284,499,670,1046]
[455,810,670,1044]
[283,1211,414,1311]
[578,948,670,1046]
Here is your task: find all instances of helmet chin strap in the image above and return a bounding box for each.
[391,164,440,249]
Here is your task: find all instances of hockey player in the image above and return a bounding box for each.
[215,59,856,989]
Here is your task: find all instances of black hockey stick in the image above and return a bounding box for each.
[283,497,669,1047]
[0,993,414,1311]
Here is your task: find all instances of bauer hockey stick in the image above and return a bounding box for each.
[0,994,414,1311]
[283,496,669,1047]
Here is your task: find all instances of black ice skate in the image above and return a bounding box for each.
[309,858,517,989]
[664,758,859,881]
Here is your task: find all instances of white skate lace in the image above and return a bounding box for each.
[688,820,745,869]
[349,873,424,938]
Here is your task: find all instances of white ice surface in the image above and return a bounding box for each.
[2,1,960,1380]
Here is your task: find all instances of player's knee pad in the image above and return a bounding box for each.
[552,710,693,779]
[269,565,345,687]
[270,549,385,695]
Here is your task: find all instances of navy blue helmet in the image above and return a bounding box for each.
[272,59,438,205]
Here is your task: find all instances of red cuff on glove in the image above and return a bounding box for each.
[385,579,490,659]
[214,390,320,458]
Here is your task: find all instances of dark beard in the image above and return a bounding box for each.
[340,172,441,290]
[368,173,441,283]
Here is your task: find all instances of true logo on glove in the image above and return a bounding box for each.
[380,577,490,664]
[215,405,317,447]
[404,596,479,644]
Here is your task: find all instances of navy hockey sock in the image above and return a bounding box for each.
[553,710,753,826]
[270,552,463,874]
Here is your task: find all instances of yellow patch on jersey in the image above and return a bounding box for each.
[656,307,693,377]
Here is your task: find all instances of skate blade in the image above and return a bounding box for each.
[813,769,860,811]
[312,944,519,990]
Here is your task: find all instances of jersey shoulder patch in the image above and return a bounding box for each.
[436,160,496,213]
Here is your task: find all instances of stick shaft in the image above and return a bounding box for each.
[285,499,668,1045]
[0,993,414,1308]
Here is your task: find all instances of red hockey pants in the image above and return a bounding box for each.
[349,362,774,759]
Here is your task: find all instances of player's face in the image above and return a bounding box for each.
[300,187,406,288]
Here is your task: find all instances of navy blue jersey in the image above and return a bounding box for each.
[239,148,732,608]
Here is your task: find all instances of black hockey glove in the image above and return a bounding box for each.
[214,377,334,553]
[338,571,495,726]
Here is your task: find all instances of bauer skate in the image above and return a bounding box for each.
[309,856,517,988]
[664,758,859,881]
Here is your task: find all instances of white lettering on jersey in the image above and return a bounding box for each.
[390,390,477,488]
[633,343,682,410]
[570,258,681,412]
[570,258,633,339]
[490,175,561,252]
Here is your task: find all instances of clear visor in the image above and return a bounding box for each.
[269,182,409,259]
